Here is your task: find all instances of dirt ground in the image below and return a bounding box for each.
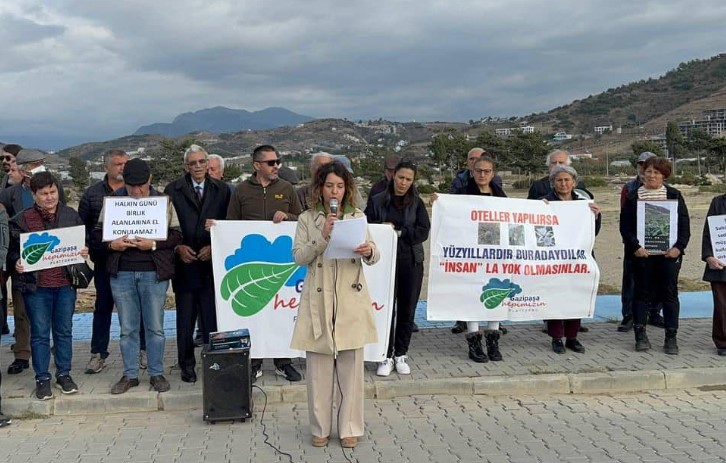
[417,184,715,300]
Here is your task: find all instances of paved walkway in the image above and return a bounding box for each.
[2,312,726,418]
[4,389,726,462]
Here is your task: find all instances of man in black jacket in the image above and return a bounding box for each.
[78,150,133,374]
[527,149,592,200]
[164,145,231,383]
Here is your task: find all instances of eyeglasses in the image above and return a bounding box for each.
[258,159,281,167]
[474,168,493,175]
[186,159,208,167]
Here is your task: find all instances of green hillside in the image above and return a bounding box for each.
[540,53,726,133]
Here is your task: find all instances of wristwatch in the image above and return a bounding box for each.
[151,241,157,252]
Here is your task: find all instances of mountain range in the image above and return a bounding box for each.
[133,106,314,137]
[54,53,726,162]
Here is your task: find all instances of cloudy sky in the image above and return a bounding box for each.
[1,1,725,149]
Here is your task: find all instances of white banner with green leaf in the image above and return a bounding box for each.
[211,221,396,362]
[20,225,86,272]
[427,195,599,321]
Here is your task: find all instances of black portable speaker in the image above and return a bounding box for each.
[201,346,253,423]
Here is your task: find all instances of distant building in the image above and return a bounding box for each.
[679,108,726,138]
[569,148,592,160]
[594,125,613,135]
[553,132,573,141]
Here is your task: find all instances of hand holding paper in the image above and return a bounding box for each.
[324,216,367,259]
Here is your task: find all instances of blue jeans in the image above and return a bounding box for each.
[23,286,77,381]
[110,271,168,378]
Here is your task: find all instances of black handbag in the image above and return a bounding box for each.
[68,260,94,289]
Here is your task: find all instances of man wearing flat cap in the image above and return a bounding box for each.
[0,149,66,377]
[92,158,182,395]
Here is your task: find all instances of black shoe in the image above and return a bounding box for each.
[664,329,678,355]
[451,321,467,334]
[485,331,503,361]
[55,375,79,394]
[578,326,589,333]
[111,375,139,395]
[35,379,53,401]
[181,368,197,383]
[617,315,633,332]
[552,338,566,354]
[465,332,488,363]
[275,364,302,382]
[499,326,508,335]
[7,359,29,375]
[150,375,171,392]
[565,339,586,354]
[648,312,666,328]
[634,324,651,351]
[0,413,11,427]
[251,366,262,383]
[412,322,419,333]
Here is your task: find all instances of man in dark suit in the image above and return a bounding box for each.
[164,145,231,383]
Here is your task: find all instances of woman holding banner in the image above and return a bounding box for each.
[702,193,726,356]
[8,172,88,400]
[365,160,430,377]
[291,161,379,449]
[540,165,601,354]
[620,157,690,354]
[434,156,507,362]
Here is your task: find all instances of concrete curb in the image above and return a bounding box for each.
[7,367,726,417]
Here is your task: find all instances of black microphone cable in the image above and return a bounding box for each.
[252,384,294,463]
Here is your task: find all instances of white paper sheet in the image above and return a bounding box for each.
[323,216,368,259]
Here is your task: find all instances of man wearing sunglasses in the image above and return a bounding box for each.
[164,145,230,383]
[226,144,303,382]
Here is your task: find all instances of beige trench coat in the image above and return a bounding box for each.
[290,208,379,355]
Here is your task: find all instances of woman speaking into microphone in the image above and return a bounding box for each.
[291,161,379,449]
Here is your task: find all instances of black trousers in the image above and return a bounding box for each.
[710,282,726,349]
[387,257,424,358]
[622,254,662,318]
[175,284,217,370]
[632,255,681,330]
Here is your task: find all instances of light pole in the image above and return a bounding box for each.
[605,143,609,178]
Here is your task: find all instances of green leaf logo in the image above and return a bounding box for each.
[480,287,516,309]
[479,278,523,309]
[220,262,299,317]
[22,242,52,265]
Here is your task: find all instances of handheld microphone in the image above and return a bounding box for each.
[329,198,338,215]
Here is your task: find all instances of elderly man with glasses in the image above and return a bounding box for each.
[164,145,230,382]
[226,144,303,382]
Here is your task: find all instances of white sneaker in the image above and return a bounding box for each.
[394,355,411,375]
[376,358,394,376]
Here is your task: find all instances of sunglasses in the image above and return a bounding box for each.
[186,159,208,167]
[258,159,281,167]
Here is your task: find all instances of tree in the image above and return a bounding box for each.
[428,130,471,175]
[687,129,712,174]
[630,140,663,158]
[68,156,90,190]
[148,137,200,184]
[666,121,685,173]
